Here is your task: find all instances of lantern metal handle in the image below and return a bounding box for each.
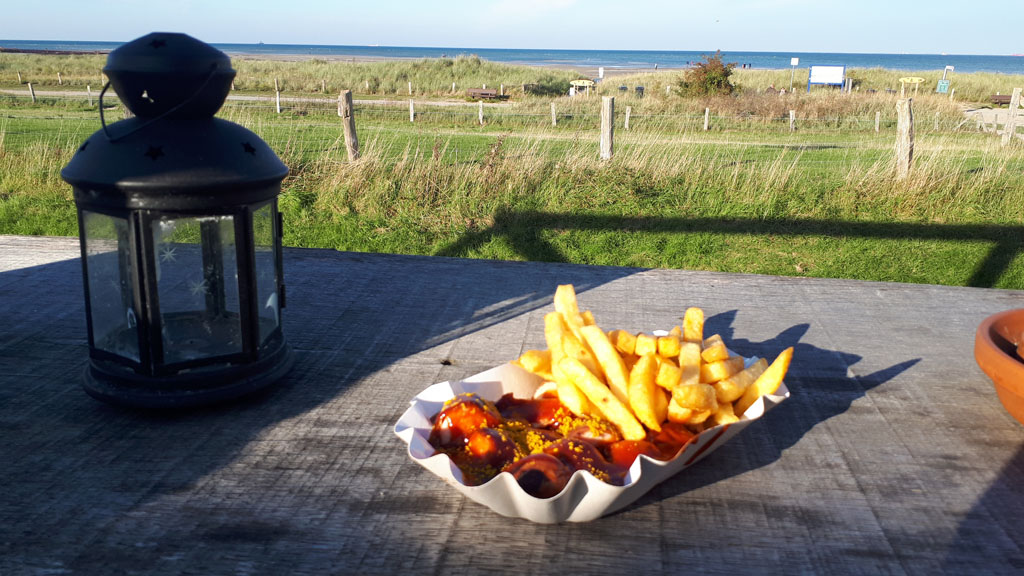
[98,65,220,143]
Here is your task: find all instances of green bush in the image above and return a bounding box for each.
[678,51,736,96]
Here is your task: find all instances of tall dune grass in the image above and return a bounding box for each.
[4,52,1023,105]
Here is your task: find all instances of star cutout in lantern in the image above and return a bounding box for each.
[242,142,257,155]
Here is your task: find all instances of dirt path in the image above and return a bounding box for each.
[963,105,1022,125]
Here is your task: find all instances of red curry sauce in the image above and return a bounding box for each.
[429,392,697,498]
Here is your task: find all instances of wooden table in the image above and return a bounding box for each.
[2,234,1023,574]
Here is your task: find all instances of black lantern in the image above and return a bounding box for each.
[61,32,293,407]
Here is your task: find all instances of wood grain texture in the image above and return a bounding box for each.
[1,235,1023,574]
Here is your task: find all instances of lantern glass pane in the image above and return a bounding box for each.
[152,215,242,364]
[83,211,139,361]
[253,203,280,345]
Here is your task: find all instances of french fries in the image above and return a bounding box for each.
[678,342,702,387]
[634,333,658,357]
[628,354,662,431]
[580,325,630,405]
[683,307,704,343]
[734,347,793,416]
[513,349,552,381]
[554,284,586,341]
[657,334,681,358]
[700,356,744,384]
[559,356,646,441]
[713,358,768,403]
[654,356,682,390]
[514,287,793,440]
[701,334,730,363]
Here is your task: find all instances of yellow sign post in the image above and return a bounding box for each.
[570,79,595,96]
[898,77,925,97]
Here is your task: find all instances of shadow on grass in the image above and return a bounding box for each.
[435,208,1024,288]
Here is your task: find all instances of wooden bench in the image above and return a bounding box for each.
[466,88,506,100]
[991,94,1012,106]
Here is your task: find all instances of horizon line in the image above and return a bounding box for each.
[0,38,1015,58]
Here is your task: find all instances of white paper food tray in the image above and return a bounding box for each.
[395,361,788,523]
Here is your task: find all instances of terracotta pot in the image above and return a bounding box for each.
[975,309,1024,425]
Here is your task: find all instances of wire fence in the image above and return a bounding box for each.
[1,88,1018,168]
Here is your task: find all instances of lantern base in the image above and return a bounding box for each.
[82,342,294,408]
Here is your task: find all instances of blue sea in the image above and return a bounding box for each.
[2,39,1024,75]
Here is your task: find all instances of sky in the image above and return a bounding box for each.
[3,0,1021,55]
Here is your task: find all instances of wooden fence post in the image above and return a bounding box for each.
[875,111,881,133]
[452,82,456,93]
[600,96,615,160]
[703,107,710,131]
[365,80,369,90]
[87,85,92,106]
[1001,87,1021,146]
[57,72,62,85]
[339,90,359,161]
[17,71,22,84]
[28,83,36,103]
[789,110,795,131]
[408,81,412,96]
[321,79,326,93]
[896,98,914,179]
[274,78,281,114]
[478,101,484,126]
[551,103,557,127]
[500,84,504,96]
[625,106,632,131]
[409,99,415,123]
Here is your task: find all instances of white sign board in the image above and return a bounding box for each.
[808,65,845,85]
[790,57,799,66]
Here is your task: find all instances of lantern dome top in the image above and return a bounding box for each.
[61,32,287,211]
[104,32,235,119]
